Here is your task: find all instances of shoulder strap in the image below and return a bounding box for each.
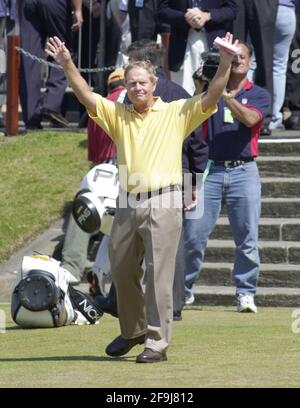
[68,286,103,324]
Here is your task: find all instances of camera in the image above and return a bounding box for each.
[200,48,220,82]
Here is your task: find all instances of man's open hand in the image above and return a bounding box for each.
[45,36,72,66]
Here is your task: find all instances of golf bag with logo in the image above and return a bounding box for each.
[72,162,119,236]
[11,255,103,328]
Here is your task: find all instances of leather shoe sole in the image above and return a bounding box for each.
[41,109,70,128]
[136,348,167,363]
[106,334,145,357]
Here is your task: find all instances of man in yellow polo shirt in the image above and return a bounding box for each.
[46,33,237,363]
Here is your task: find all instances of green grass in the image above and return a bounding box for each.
[1,304,300,388]
[0,131,90,263]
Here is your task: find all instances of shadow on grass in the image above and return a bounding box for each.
[184,306,236,313]
[60,202,73,220]
[5,326,24,331]
[0,355,135,363]
[79,139,87,149]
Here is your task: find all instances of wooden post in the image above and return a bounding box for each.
[6,35,20,136]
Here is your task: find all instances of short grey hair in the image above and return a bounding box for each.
[124,60,158,84]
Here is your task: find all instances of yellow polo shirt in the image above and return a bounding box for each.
[88,94,216,192]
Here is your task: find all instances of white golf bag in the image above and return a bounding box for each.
[11,255,103,328]
[72,162,119,236]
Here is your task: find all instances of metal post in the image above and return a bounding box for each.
[6,35,20,136]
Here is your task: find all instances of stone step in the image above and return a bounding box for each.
[74,283,300,308]
[189,285,300,307]
[261,177,300,198]
[257,156,300,177]
[220,198,300,218]
[258,138,300,156]
[261,198,300,218]
[204,240,300,264]
[198,262,300,288]
[211,217,300,241]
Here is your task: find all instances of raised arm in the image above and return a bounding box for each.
[201,33,237,112]
[45,36,97,114]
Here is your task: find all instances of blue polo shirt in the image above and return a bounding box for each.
[202,81,270,160]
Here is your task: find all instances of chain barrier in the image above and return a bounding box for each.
[16,46,117,73]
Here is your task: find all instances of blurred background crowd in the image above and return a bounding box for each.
[1,1,300,135]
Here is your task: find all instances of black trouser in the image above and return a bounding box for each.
[233,0,278,122]
[128,0,158,42]
[286,14,300,111]
[19,0,72,126]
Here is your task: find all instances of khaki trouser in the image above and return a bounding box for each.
[109,188,182,353]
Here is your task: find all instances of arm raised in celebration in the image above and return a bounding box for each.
[201,33,238,112]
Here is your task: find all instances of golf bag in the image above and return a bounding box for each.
[72,162,119,236]
[11,255,103,328]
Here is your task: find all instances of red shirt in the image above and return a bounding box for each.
[87,86,126,163]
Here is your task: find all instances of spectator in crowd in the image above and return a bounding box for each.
[19,0,83,130]
[109,0,131,68]
[120,0,171,77]
[268,0,296,131]
[233,0,277,135]
[0,0,17,128]
[45,32,235,363]
[157,0,238,95]
[101,0,127,85]
[75,0,129,127]
[284,0,300,130]
[120,0,170,42]
[88,68,126,165]
[73,0,101,85]
[71,0,101,125]
[180,42,270,314]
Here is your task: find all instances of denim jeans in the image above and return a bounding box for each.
[183,161,261,297]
